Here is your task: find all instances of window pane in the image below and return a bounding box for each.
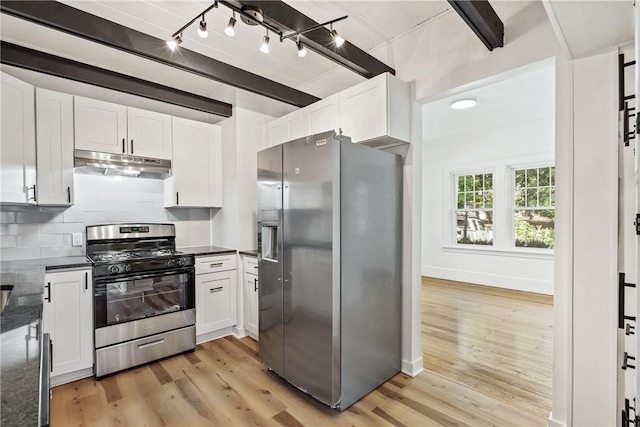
[526,188,538,207]
[485,174,493,190]
[465,175,474,192]
[514,209,555,249]
[458,176,465,193]
[515,189,526,207]
[457,192,465,209]
[526,168,538,187]
[474,174,483,191]
[550,188,555,206]
[515,170,525,189]
[484,191,493,208]
[539,167,550,186]
[465,192,474,208]
[456,210,493,246]
[550,167,555,185]
[475,191,484,208]
[539,188,551,207]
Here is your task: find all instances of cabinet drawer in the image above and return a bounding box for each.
[243,256,258,276]
[195,254,236,274]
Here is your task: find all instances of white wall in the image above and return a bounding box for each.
[0,174,211,260]
[422,117,555,294]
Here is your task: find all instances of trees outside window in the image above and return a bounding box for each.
[514,166,555,249]
[455,173,493,246]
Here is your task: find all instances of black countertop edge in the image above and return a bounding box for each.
[177,245,237,257]
[239,250,258,257]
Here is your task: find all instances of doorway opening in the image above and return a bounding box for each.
[420,59,556,425]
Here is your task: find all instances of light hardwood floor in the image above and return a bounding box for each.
[51,278,552,426]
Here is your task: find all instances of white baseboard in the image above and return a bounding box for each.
[422,266,553,295]
[51,367,93,387]
[547,412,565,427]
[401,357,424,377]
[232,326,247,339]
[196,326,234,345]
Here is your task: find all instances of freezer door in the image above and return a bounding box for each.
[283,133,341,407]
[258,144,284,377]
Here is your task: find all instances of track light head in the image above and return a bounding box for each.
[260,29,270,53]
[198,16,208,38]
[297,37,307,57]
[331,29,345,47]
[166,33,182,51]
[225,12,236,37]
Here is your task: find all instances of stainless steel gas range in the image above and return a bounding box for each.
[86,223,195,378]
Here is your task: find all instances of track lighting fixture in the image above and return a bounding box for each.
[166,2,347,58]
[166,33,182,51]
[225,11,236,37]
[260,29,270,54]
[297,35,307,57]
[198,15,208,38]
[330,24,345,47]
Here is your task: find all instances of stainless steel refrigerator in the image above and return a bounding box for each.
[257,130,402,411]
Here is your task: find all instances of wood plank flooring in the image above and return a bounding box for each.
[51,277,553,426]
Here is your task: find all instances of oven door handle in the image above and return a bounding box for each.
[94,268,194,284]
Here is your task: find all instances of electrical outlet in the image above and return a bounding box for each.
[72,233,83,246]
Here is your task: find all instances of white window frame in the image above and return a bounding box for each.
[510,163,555,252]
[452,170,495,247]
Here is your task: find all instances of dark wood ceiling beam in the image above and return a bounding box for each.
[236,0,395,78]
[0,42,233,117]
[448,0,504,51]
[0,0,320,108]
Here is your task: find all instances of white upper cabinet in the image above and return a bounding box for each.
[304,93,340,136]
[165,117,222,208]
[74,96,127,155]
[1,72,37,205]
[75,97,172,160]
[36,89,75,206]
[265,109,304,148]
[339,73,410,147]
[126,107,172,160]
[264,73,410,150]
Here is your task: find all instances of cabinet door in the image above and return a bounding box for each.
[285,110,305,142]
[1,72,36,204]
[42,270,93,378]
[339,74,388,143]
[36,89,74,206]
[266,118,286,149]
[74,96,127,154]
[170,117,222,207]
[305,94,340,136]
[245,274,259,338]
[127,107,172,160]
[196,270,237,335]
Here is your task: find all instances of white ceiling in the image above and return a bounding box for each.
[423,63,555,143]
[544,0,634,59]
[1,0,632,108]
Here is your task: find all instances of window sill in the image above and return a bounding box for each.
[441,245,554,260]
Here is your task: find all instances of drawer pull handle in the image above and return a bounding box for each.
[210,262,223,268]
[210,286,223,293]
[254,278,258,292]
[137,339,165,349]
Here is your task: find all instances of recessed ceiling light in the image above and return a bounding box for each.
[450,98,477,110]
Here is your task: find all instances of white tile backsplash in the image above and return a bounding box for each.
[0,173,212,260]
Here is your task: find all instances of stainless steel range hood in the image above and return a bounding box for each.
[74,150,171,179]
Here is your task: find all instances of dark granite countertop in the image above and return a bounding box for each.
[178,245,236,257]
[239,249,258,257]
[1,256,91,427]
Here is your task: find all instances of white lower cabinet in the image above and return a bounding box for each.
[195,255,237,342]
[243,256,259,340]
[42,269,93,383]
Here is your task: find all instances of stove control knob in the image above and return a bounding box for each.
[109,265,120,275]
[176,258,185,267]
[165,259,175,268]
[123,264,132,273]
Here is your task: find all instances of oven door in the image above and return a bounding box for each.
[94,268,195,347]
